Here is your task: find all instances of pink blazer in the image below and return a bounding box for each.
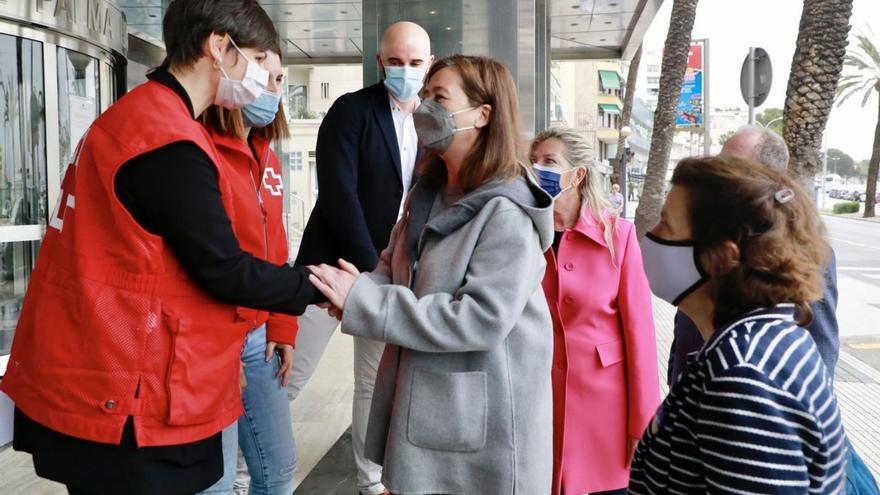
[542,213,660,494]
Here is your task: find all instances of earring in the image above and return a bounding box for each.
[213,58,223,69]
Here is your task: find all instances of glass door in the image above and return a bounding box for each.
[57,47,100,179]
[0,34,46,355]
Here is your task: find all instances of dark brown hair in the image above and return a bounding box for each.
[418,55,525,190]
[160,0,278,71]
[672,155,830,327]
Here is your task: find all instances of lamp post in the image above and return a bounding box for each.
[619,125,632,218]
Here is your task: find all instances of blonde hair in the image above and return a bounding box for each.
[530,126,620,264]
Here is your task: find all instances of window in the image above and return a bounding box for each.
[288,84,307,118]
[321,82,330,99]
[647,77,660,85]
[647,64,660,73]
[598,104,621,129]
[0,34,47,355]
[289,151,303,172]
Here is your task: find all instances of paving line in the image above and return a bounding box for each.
[828,236,880,252]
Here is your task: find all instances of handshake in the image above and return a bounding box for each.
[307,258,361,321]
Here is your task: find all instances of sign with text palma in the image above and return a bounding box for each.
[676,42,704,128]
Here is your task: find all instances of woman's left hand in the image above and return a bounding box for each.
[265,341,294,386]
[308,259,361,312]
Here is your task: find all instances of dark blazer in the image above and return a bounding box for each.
[295,82,407,272]
[667,249,840,385]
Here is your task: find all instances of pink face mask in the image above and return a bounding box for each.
[214,38,269,110]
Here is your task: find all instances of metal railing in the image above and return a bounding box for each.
[286,192,308,236]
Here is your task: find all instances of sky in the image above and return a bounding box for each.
[640,0,880,161]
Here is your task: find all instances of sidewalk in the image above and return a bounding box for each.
[2,297,879,493]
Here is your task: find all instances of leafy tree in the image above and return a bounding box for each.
[756,107,783,136]
[826,148,856,177]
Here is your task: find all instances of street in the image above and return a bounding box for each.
[824,215,880,370]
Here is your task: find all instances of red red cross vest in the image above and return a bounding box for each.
[0,80,252,447]
[210,132,298,345]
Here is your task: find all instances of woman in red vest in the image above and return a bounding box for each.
[0,1,320,494]
[198,45,298,495]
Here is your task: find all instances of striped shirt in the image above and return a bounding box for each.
[629,304,847,494]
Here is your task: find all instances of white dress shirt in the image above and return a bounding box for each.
[389,95,419,219]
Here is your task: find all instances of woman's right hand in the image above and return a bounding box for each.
[308,260,361,310]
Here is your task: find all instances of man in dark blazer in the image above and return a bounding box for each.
[290,21,433,495]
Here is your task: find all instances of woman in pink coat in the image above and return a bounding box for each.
[529,127,660,495]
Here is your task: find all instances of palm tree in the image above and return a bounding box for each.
[633,0,699,237]
[836,29,880,218]
[614,44,642,186]
[782,0,854,196]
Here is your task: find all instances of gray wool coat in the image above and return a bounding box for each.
[341,175,555,495]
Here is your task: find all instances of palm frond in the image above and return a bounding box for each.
[837,79,875,107]
[856,33,880,69]
[845,54,872,71]
[861,86,876,107]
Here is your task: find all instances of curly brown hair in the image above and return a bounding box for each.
[671,155,830,327]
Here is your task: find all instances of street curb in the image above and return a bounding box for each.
[821,213,880,224]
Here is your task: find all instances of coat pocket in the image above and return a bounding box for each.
[596,339,626,368]
[407,367,487,452]
[165,317,249,425]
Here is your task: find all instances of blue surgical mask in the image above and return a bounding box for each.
[532,164,578,198]
[383,66,426,101]
[241,89,281,128]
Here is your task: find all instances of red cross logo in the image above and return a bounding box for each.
[262,168,283,196]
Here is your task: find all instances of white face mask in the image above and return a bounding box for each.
[214,38,270,110]
[639,232,707,306]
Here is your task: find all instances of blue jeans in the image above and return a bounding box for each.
[200,324,297,495]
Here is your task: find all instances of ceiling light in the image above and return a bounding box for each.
[445,26,453,31]
[571,23,578,27]
[340,10,348,14]
[600,38,607,42]
[148,13,157,18]
[353,27,360,31]
[429,10,437,15]
[303,28,311,32]
[604,21,612,24]
[285,11,292,15]
[322,43,329,47]
[609,2,618,6]
[569,36,576,41]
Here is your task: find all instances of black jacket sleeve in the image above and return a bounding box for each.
[114,142,320,315]
[314,94,380,270]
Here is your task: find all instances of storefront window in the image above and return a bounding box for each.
[57,47,100,179]
[0,34,46,354]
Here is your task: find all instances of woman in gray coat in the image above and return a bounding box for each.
[309,55,555,494]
